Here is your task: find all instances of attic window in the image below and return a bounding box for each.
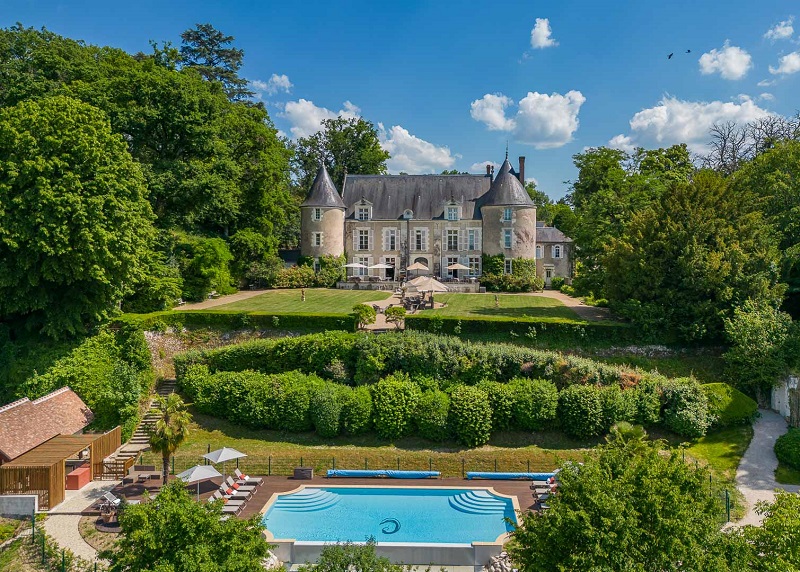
[403,209,414,220]
[357,206,371,221]
[446,206,459,221]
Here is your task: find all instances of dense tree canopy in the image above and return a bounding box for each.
[102,481,271,571]
[293,116,390,192]
[508,427,736,571]
[0,95,154,337]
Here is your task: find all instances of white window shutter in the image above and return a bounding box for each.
[353,231,358,252]
[382,229,388,252]
[423,229,428,251]
[368,229,373,251]
[551,245,556,258]
[459,229,466,251]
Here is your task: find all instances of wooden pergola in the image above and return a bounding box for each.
[0,427,120,510]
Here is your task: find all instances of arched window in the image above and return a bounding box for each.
[554,245,562,259]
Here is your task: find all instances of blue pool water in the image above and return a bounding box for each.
[262,487,517,545]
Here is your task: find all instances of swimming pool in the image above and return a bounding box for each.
[262,486,518,545]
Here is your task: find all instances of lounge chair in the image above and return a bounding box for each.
[209,491,245,507]
[234,469,263,486]
[225,476,256,493]
[219,485,251,501]
[221,503,243,515]
[103,492,121,508]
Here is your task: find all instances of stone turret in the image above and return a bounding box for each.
[478,157,537,260]
[299,164,345,259]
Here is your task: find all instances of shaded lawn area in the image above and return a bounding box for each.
[592,354,726,385]
[141,411,593,478]
[211,288,392,314]
[775,463,800,485]
[425,293,583,322]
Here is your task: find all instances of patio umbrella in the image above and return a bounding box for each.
[177,464,222,501]
[446,263,470,271]
[203,447,247,481]
[343,263,368,268]
[368,263,393,278]
[408,276,449,293]
[406,262,429,271]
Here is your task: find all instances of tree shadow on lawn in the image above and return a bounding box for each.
[454,307,581,320]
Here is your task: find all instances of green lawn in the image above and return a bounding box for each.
[775,463,800,485]
[426,293,583,322]
[211,288,392,314]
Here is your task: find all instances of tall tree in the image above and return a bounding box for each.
[524,181,553,224]
[0,95,154,337]
[508,431,737,571]
[179,23,252,100]
[148,393,192,484]
[604,170,784,341]
[293,116,390,192]
[102,480,271,571]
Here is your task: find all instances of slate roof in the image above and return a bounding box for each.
[300,164,346,209]
[0,387,93,463]
[536,223,573,243]
[342,174,492,220]
[476,159,535,210]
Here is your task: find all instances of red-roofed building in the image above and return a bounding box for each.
[0,387,94,465]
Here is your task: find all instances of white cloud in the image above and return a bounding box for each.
[250,74,294,99]
[764,17,794,41]
[470,160,500,173]
[530,18,558,49]
[281,99,361,138]
[757,78,777,87]
[616,95,772,153]
[608,134,636,153]
[760,92,775,101]
[378,124,457,174]
[470,90,586,149]
[769,51,800,75]
[736,94,752,103]
[469,94,515,131]
[698,41,753,80]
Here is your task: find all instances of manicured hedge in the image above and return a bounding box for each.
[174,331,737,441]
[117,310,353,334]
[774,428,800,470]
[701,383,758,427]
[404,314,645,346]
[449,385,493,447]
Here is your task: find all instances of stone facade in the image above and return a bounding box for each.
[299,157,573,283]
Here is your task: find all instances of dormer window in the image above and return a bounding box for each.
[357,206,371,221]
[446,206,459,221]
[503,207,512,222]
[403,209,414,220]
[312,208,322,221]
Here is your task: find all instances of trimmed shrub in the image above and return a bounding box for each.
[550,276,566,291]
[449,385,492,447]
[660,379,712,438]
[558,384,604,438]
[509,378,558,431]
[701,383,758,427]
[371,373,421,440]
[272,265,316,288]
[310,385,344,438]
[775,428,800,470]
[631,379,663,426]
[415,390,451,442]
[599,384,638,432]
[478,381,516,431]
[341,385,372,435]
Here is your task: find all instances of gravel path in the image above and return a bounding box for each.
[175,289,268,310]
[734,409,800,526]
[528,290,611,322]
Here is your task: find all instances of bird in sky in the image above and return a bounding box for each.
[686,49,691,53]
[668,53,674,59]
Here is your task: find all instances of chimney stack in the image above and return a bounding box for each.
[486,164,492,177]
[518,156,526,185]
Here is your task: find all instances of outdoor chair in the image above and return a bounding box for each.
[225,476,256,494]
[219,485,251,501]
[209,491,245,507]
[103,492,121,508]
[234,469,263,486]
[221,503,243,515]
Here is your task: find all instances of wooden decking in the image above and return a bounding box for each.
[87,475,539,518]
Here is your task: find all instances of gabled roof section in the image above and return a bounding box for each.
[476,159,534,210]
[0,387,93,463]
[300,164,346,209]
[536,224,573,243]
[342,174,492,220]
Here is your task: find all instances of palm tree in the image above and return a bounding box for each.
[148,393,192,484]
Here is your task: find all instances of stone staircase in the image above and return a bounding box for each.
[113,379,177,463]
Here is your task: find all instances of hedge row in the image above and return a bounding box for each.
[775,428,800,470]
[700,383,758,428]
[117,311,353,333]
[404,314,647,346]
[176,338,717,441]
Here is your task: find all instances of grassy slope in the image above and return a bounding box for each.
[775,463,800,485]
[210,289,391,314]
[426,292,583,322]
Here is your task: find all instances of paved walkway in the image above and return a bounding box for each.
[44,480,119,561]
[176,289,268,310]
[733,409,799,526]
[531,290,611,322]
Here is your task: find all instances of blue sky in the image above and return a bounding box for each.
[3,0,799,199]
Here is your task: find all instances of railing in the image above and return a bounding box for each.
[94,457,134,480]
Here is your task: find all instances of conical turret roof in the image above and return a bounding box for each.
[478,159,534,208]
[301,164,346,209]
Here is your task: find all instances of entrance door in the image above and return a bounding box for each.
[545,268,553,287]
[384,257,395,280]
